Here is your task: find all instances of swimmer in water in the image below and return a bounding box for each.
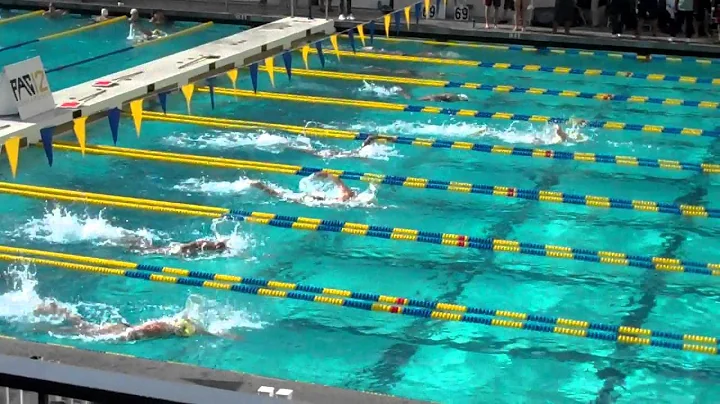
[150,10,171,26]
[419,93,469,102]
[118,233,229,256]
[128,8,160,39]
[92,8,109,22]
[43,3,67,18]
[291,135,383,159]
[33,301,240,341]
[251,172,357,203]
[361,46,405,55]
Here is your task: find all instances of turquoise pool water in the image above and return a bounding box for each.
[1,13,720,403]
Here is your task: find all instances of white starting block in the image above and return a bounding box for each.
[257,386,275,397]
[275,388,294,400]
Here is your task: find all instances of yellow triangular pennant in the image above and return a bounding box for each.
[424,0,430,18]
[265,57,275,87]
[384,14,391,38]
[302,45,310,69]
[129,99,143,137]
[3,137,20,178]
[329,35,341,61]
[181,83,195,114]
[226,69,238,90]
[404,7,411,29]
[73,116,87,156]
[357,24,366,47]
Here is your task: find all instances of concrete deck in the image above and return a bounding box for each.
[0,15,334,144]
[4,0,720,57]
[0,336,426,404]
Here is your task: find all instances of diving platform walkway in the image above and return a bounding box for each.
[0,16,334,145]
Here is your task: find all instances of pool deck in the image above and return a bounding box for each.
[4,0,720,58]
[0,15,334,145]
[0,335,426,403]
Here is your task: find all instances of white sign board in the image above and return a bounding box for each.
[1,57,54,120]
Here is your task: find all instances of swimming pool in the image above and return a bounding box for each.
[1,11,720,403]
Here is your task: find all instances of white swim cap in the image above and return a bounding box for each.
[458,94,469,101]
[130,8,138,15]
[101,8,108,16]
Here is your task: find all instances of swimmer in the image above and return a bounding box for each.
[92,8,109,22]
[251,172,358,203]
[291,135,383,159]
[128,8,155,38]
[135,239,229,256]
[33,301,240,341]
[419,93,469,102]
[43,3,67,18]
[361,46,405,55]
[150,10,171,26]
[361,66,456,80]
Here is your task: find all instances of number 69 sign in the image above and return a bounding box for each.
[454,5,470,20]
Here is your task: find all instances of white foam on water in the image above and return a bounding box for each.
[12,206,161,246]
[356,80,406,98]
[0,263,43,320]
[173,177,257,194]
[164,130,318,155]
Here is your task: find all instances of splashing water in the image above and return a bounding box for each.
[164,130,317,154]
[0,263,43,320]
[179,294,264,334]
[12,206,160,245]
[357,81,406,98]
[173,177,257,194]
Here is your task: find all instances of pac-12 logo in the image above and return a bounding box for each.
[9,70,49,103]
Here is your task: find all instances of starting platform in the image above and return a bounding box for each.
[0,16,334,146]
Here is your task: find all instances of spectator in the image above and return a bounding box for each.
[338,0,354,20]
[553,0,576,33]
[485,0,502,27]
[695,0,710,36]
[502,0,515,23]
[514,0,527,30]
[674,0,695,38]
[608,0,637,36]
[637,0,660,36]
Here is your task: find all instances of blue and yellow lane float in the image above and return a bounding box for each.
[142,111,720,175]
[0,248,716,355]
[204,88,720,139]
[0,16,125,52]
[52,142,720,220]
[262,66,720,110]
[307,49,720,86]
[361,36,720,65]
[0,181,718,278]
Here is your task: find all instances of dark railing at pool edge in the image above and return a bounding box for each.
[0,353,281,404]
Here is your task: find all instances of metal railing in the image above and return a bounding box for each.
[0,354,281,404]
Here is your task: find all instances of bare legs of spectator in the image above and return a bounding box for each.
[514,0,525,30]
[485,0,501,27]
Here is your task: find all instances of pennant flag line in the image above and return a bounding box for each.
[265,57,275,87]
[181,83,195,114]
[348,29,356,53]
[157,92,168,114]
[301,45,310,69]
[3,137,20,178]
[329,35,341,61]
[383,14,391,38]
[357,24,366,47]
[73,117,87,156]
[315,42,325,68]
[249,62,259,93]
[107,107,120,145]
[40,127,54,166]
[369,20,375,45]
[129,99,143,137]
[404,7,411,29]
[394,12,401,35]
[282,51,293,80]
[207,77,217,109]
[415,3,422,24]
[424,0,431,18]
[227,69,239,90]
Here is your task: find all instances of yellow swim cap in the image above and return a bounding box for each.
[173,318,196,337]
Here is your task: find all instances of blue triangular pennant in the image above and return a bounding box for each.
[107,107,120,145]
[39,126,54,166]
[369,20,375,45]
[282,51,292,80]
[207,77,216,109]
[348,29,356,53]
[394,12,401,35]
[249,62,259,93]
[435,0,441,13]
[315,41,325,68]
[157,92,168,114]
[414,3,421,24]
